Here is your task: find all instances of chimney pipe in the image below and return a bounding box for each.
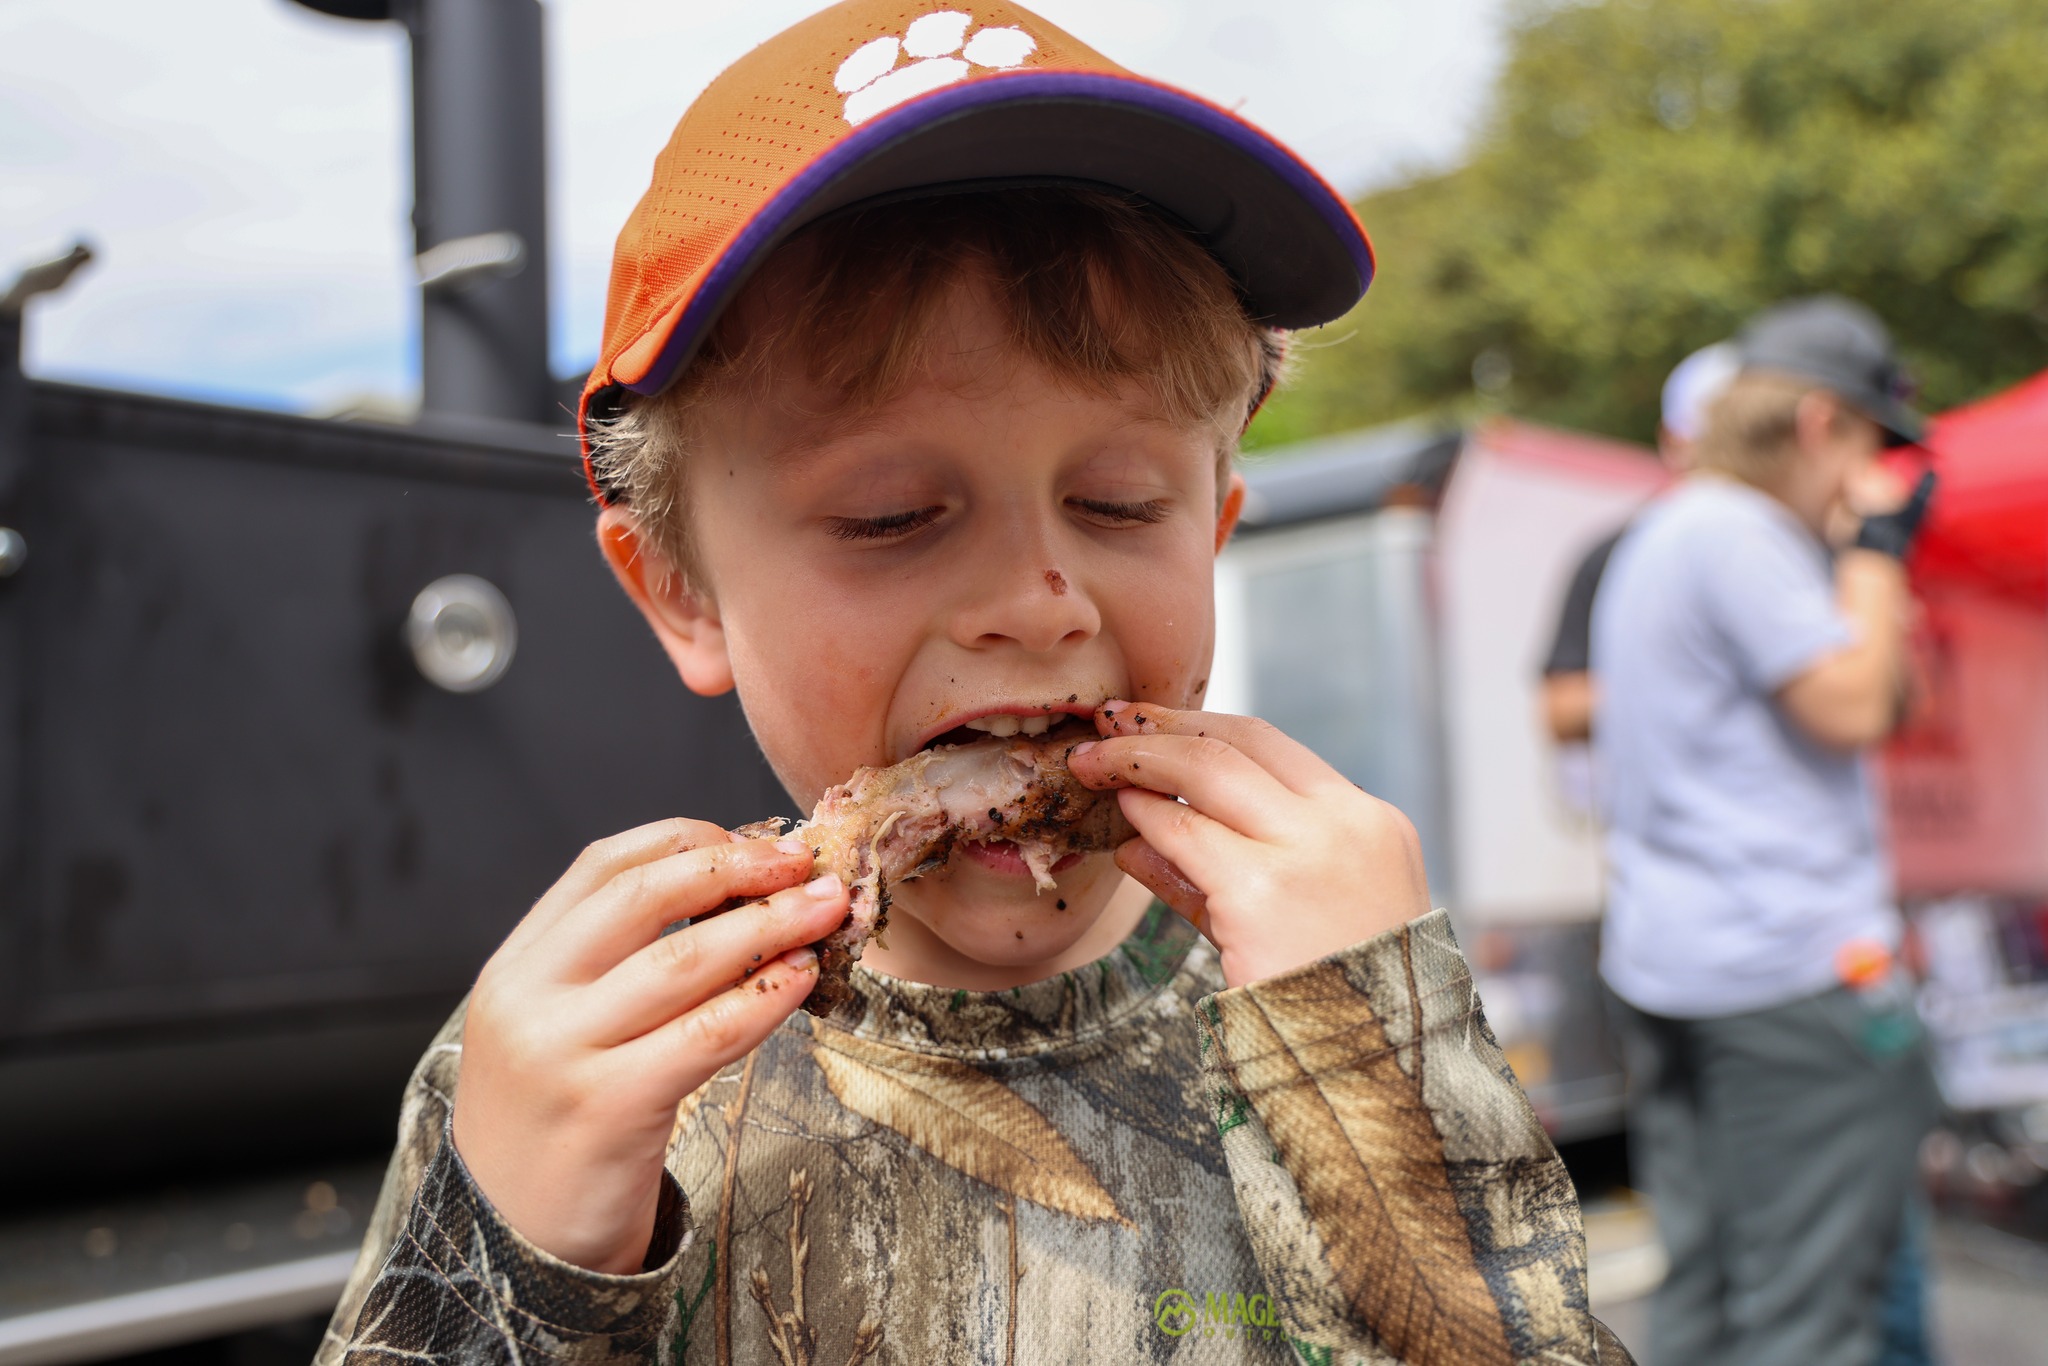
[291,0,554,425]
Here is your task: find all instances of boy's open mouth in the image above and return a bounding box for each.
[917,708,1097,754]
[737,704,1130,1016]
[914,711,1101,876]
[961,838,1087,878]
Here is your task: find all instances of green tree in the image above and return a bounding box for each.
[1248,0,2048,450]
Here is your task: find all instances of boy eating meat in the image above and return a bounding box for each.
[320,4,1630,1363]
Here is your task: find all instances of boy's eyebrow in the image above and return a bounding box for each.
[751,406,898,473]
[738,374,1224,476]
[758,413,1205,478]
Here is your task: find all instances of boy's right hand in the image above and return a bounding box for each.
[449,818,846,1274]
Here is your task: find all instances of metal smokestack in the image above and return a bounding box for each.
[291,0,553,425]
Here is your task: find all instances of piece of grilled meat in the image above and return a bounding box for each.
[733,722,1133,1017]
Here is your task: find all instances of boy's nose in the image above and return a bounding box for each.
[949,558,1102,654]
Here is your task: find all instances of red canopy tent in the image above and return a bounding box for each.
[1883,368,2048,896]
[1881,372,2048,1109]
[1907,369,2048,608]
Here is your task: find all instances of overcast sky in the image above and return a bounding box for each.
[2,0,1510,414]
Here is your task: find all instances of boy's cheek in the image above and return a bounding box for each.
[1105,576,1217,708]
[722,606,903,799]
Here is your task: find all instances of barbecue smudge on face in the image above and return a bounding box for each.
[729,721,1133,1017]
[1044,568,1067,595]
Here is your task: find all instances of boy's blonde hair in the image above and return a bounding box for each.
[1692,369,1855,487]
[590,187,1284,585]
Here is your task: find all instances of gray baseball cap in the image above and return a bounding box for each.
[1737,295,1924,446]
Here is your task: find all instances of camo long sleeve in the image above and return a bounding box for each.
[320,906,1632,1364]
[1196,912,1632,1364]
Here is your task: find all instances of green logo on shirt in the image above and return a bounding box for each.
[1153,1287,1317,1353]
[1154,1289,1200,1335]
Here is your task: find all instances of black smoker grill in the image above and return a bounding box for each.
[0,0,795,1200]
[0,8,794,1355]
[0,373,788,1197]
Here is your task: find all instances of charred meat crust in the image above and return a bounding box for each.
[720,726,1132,1017]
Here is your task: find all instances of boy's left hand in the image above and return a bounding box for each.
[1068,702,1430,989]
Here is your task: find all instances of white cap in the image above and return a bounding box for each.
[1661,341,1741,443]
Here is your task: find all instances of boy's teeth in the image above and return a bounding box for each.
[1018,715,1050,736]
[964,714,1022,737]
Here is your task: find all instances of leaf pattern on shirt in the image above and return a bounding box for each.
[809,1029,1127,1226]
[745,1168,883,1366]
[1211,954,1517,1365]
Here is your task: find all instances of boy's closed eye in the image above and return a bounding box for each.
[824,506,947,541]
[1070,496,1171,526]
[824,496,1173,543]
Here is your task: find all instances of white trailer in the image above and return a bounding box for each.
[1213,418,1668,1139]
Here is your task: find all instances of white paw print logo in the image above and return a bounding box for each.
[834,10,1038,127]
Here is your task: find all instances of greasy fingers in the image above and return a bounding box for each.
[1112,786,1248,890]
[1068,732,1286,839]
[452,816,833,1276]
[586,876,848,1044]
[453,846,821,1273]
[551,838,820,981]
[557,817,738,905]
[1088,701,1434,988]
[626,947,819,1087]
[503,817,737,955]
[1114,837,1209,935]
[1095,702,1339,796]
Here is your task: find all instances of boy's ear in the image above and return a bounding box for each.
[1215,471,1248,554]
[1794,389,1844,455]
[595,508,735,697]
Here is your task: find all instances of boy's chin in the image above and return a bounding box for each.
[942,923,1095,972]
[897,853,1122,970]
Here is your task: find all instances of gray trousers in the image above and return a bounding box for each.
[1612,986,1939,1366]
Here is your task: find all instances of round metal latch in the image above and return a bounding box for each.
[0,528,25,578]
[406,575,517,694]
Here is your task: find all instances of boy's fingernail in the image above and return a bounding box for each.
[803,873,842,898]
[1071,740,1098,759]
[774,837,811,856]
[783,946,818,971]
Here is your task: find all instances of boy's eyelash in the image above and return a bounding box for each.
[824,507,944,541]
[825,499,1167,540]
[1073,497,1170,524]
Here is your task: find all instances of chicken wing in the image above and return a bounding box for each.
[734,724,1133,1016]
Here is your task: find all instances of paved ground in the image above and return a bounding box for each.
[1585,1198,2048,1365]
[1562,1131,2048,1365]
[1923,1219,2048,1366]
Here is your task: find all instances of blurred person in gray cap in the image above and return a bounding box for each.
[1590,296,1941,1366]
[1541,340,1741,751]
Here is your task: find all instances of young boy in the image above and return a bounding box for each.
[320,4,1629,1362]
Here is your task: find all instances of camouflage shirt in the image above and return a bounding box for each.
[318,906,1633,1365]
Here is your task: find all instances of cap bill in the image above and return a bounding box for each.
[1872,398,1926,449]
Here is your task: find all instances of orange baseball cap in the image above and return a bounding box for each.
[580,0,1376,500]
